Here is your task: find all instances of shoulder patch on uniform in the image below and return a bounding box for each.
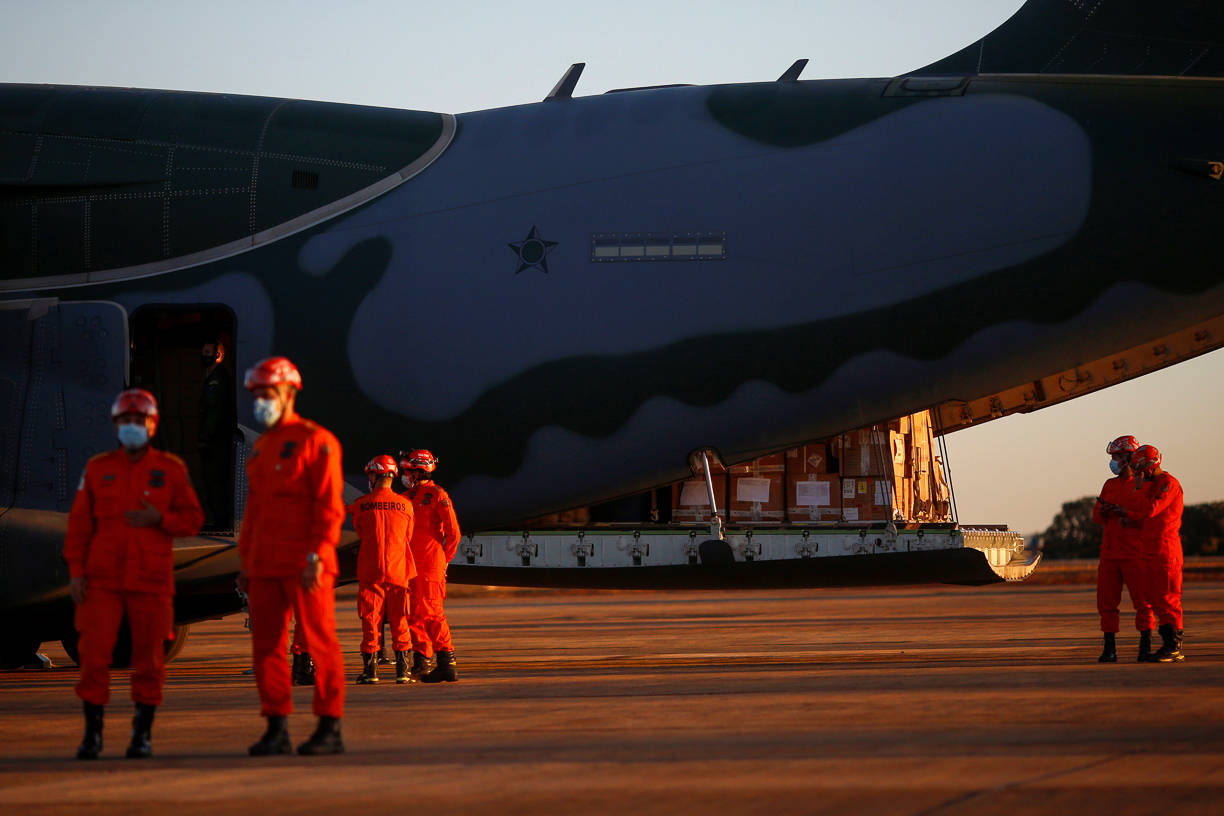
[320,443,331,457]
[440,497,451,508]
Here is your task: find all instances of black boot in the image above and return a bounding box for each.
[410,651,433,682]
[420,649,458,683]
[248,715,292,756]
[395,650,412,684]
[1097,632,1117,663]
[1137,629,1153,662]
[292,652,316,686]
[125,703,156,758]
[76,702,104,760]
[1153,624,1185,663]
[297,716,345,755]
[357,652,379,684]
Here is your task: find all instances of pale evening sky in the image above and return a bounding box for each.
[2,0,1221,535]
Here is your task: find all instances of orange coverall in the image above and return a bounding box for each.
[239,416,346,718]
[1129,472,1185,629]
[348,487,416,653]
[1093,475,1154,633]
[405,480,461,657]
[64,448,203,706]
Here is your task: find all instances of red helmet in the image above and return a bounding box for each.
[1106,435,1140,456]
[243,356,303,391]
[364,455,399,477]
[399,449,437,474]
[1131,444,1162,472]
[111,389,159,424]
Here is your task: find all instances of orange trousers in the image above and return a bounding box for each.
[74,588,173,707]
[358,582,411,653]
[409,577,453,657]
[248,574,344,718]
[1144,554,1184,629]
[1097,558,1154,633]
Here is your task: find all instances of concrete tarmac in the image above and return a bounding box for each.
[1,582,1222,815]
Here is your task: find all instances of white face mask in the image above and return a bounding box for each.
[253,397,283,428]
[117,422,149,450]
[401,474,416,489]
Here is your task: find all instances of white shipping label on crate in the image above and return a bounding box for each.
[843,507,860,521]
[736,477,771,503]
[795,480,830,507]
[874,482,891,506]
[679,480,710,506]
[842,479,856,499]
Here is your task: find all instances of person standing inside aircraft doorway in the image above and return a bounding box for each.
[65,389,204,760]
[399,449,462,682]
[349,455,416,684]
[1127,445,1186,663]
[237,357,347,755]
[1092,435,1154,662]
[198,339,235,530]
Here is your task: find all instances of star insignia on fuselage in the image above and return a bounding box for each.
[508,225,558,274]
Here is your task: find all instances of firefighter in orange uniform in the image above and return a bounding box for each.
[238,357,347,755]
[64,389,204,760]
[348,455,416,684]
[399,449,462,682]
[1091,435,1154,662]
[1126,444,1186,663]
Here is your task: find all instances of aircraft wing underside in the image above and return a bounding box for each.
[916,0,1224,78]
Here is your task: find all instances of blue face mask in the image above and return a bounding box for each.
[253,397,283,428]
[117,423,149,450]
[1109,459,1124,475]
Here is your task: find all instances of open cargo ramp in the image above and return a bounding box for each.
[446,525,1040,590]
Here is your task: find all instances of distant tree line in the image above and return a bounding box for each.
[1036,497,1224,559]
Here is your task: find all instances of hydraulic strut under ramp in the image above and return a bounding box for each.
[446,525,1040,590]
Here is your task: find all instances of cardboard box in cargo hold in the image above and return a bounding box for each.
[730,452,785,475]
[841,428,891,478]
[786,443,834,476]
[786,473,841,523]
[729,472,786,524]
[841,477,900,522]
[671,475,728,524]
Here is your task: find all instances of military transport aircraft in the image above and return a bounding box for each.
[4,0,1224,666]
